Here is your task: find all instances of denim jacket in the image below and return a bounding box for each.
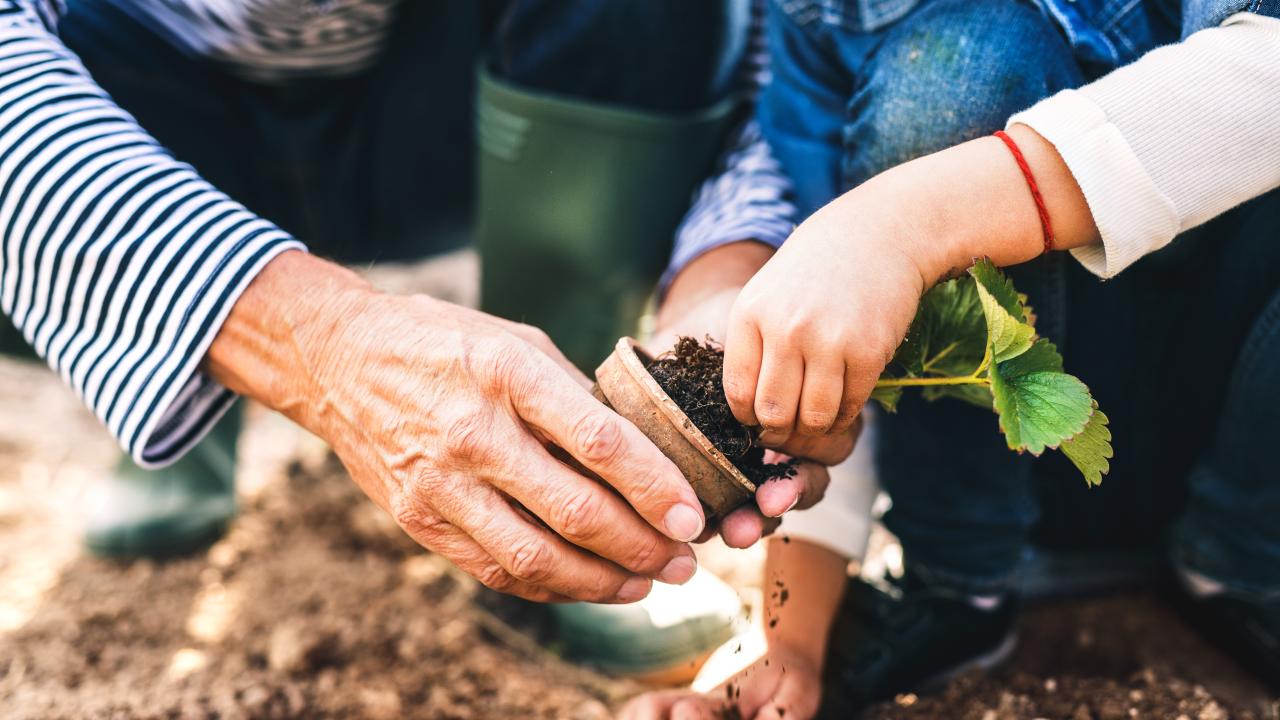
[777,0,1280,69]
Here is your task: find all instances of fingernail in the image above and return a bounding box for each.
[664,504,704,542]
[758,481,799,517]
[758,430,786,446]
[658,555,698,585]
[616,576,652,603]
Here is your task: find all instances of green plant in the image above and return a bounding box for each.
[870,259,1112,485]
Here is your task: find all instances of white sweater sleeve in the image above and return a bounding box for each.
[778,413,880,561]
[1008,13,1280,279]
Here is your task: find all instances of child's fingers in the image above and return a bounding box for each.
[832,360,876,435]
[670,698,723,720]
[758,671,823,720]
[796,357,845,436]
[752,341,804,445]
[776,426,857,466]
[617,690,700,720]
[723,313,764,427]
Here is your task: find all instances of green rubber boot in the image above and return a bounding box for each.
[0,316,239,558]
[477,69,743,677]
[552,568,744,682]
[83,405,241,559]
[475,67,738,369]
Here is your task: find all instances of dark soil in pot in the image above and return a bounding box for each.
[646,337,796,487]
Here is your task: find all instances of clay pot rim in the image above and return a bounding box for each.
[612,337,757,496]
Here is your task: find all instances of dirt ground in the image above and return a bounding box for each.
[1,252,1277,719]
[862,592,1277,720]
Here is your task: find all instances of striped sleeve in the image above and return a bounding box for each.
[0,1,305,467]
[659,0,798,295]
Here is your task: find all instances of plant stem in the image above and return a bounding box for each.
[972,343,993,378]
[874,375,991,389]
[920,342,959,374]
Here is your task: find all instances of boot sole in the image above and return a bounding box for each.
[84,518,230,560]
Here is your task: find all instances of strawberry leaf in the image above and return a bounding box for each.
[891,277,987,378]
[872,260,1112,485]
[989,339,1092,455]
[970,259,1033,324]
[923,383,994,409]
[1061,403,1112,487]
[971,260,1036,363]
[870,385,903,412]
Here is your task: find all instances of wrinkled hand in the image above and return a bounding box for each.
[618,646,823,720]
[209,252,706,603]
[651,242,848,548]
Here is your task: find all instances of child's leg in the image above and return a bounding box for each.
[844,0,1084,596]
[840,0,1085,189]
[1171,190,1280,600]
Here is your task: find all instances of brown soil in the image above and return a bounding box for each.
[0,342,636,719]
[0,451,634,719]
[864,593,1276,720]
[646,337,795,486]
[0,320,1276,718]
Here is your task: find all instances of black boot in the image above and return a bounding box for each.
[819,571,1020,718]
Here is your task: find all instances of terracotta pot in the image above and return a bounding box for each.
[592,337,756,518]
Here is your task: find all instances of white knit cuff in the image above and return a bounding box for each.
[1009,90,1179,279]
[778,418,879,560]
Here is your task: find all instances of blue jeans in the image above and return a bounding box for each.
[762,0,1280,599]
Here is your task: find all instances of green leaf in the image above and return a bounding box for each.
[971,261,1036,364]
[891,277,987,378]
[923,383,994,409]
[1061,404,1113,486]
[870,259,1110,486]
[1000,337,1064,375]
[989,339,1092,455]
[969,259,1030,323]
[870,385,903,412]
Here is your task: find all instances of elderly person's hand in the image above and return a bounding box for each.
[651,241,854,549]
[206,251,706,603]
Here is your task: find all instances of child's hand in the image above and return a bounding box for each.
[618,646,823,720]
[723,127,1102,451]
[723,191,931,452]
[651,242,843,549]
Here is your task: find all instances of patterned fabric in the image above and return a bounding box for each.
[662,0,799,294]
[0,0,303,465]
[103,0,400,81]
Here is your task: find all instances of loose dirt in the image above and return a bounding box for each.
[0,255,1275,718]
[863,593,1275,720]
[647,337,795,486]
[0,417,633,718]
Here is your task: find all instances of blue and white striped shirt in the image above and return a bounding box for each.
[0,0,795,467]
[663,1,798,294]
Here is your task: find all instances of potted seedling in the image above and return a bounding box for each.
[593,260,1112,518]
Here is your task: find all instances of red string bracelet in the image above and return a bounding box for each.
[993,130,1055,254]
